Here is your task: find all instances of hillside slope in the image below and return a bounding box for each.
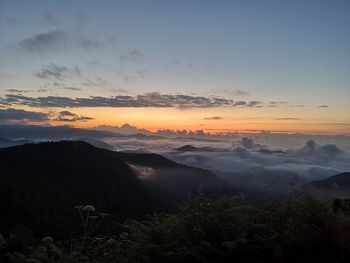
[0,141,231,238]
[310,172,350,193]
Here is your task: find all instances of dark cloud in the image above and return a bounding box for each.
[0,108,92,123]
[5,89,32,93]
[289,105,305,108]
[18,30,101,53]
[317,105,329,108]
[34,63,80,81]
[34,63,106,88]
[18,30,69,53]
[0,93,279,109]
[246,101,263,107]
[54,111,93,122]
[204,116,222,120]
[37,89,50,93]
[0,108,49,122]
[233,101,247,106]
[63,87,82,91]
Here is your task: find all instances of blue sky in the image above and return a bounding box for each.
[0,0,349,133]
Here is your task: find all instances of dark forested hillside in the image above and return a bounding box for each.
[115,151,232,200]
[310,172,350,191]
[0,141,231,238]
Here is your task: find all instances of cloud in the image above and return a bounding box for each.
[163,60,193,70]
[18,30,69,53]
[63,87,82,91]
[0,108,92,123]
[34,63,105,88]
[289,105,305,108]
[34,63,80,81]
[0,108,49,122]
[317,105,329,108]
[233,101,247,106]
[116,49,148,82]
[292,139,344,159]
[120,49,146,64]
[234,90,250,96]
[0,92,269,109]
[236,137,262,150]
[275,118,301,120]
[0,92,233,108]
[5,89,32,93]
[81,77,106,87]
[211,89,250,97]
[17,30,101,53]
[99,134,350,192]
[37,88,50,93]
[246,101,263,107]
[53,110,93,122]
[268,101,289,107]
[204,116,222,120]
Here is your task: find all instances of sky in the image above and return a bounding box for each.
[0,0,349,134]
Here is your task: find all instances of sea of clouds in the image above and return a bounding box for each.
[105,134,350,189]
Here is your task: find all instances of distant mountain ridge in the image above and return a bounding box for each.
[0,124,117,140]
[310,172,350,192]
[174,144,217,152]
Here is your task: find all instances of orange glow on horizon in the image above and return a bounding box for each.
[16,106,350,136]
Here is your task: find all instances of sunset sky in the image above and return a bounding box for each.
[0,0,349,134]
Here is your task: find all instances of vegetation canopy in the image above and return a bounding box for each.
[1,195,350,263]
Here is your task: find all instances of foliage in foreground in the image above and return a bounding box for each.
[1,195,350,263]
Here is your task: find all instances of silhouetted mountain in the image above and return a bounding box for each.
[174,144,215,152]
[75,137,115,150]
[310,172,350,192]
[0,141,231,238]
[0,125,117,140]
[216,168,303,200]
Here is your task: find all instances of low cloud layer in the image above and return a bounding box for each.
[102,134,350,192]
